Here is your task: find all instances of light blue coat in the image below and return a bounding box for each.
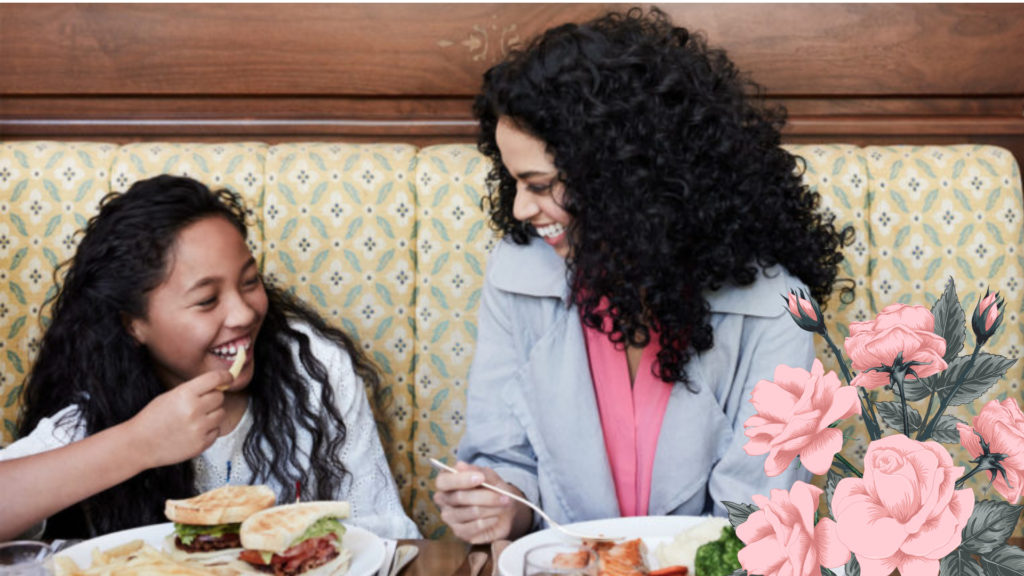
[458,238,815,530]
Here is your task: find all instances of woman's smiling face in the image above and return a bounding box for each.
[495,116,573,258]
[127,215,267,391]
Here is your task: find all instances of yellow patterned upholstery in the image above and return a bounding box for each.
[0,142,117,441]
[0,140,1021,538]
[411,145,498,537]
[850,145,1024,503]
[260,142,421,523]
[783,144,873,357]
[111,143,269,257]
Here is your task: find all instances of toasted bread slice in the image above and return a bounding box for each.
[240,501,350,553]
[164,485,277,526]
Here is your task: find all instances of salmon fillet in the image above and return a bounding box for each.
[585,539,648,576]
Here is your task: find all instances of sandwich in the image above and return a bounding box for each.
[163,484,277,563]
[238,501,352,576]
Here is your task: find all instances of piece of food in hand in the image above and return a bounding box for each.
[238,500,352,576]
[229,346,247,379]
[693,525,743,576]
[163,484,277,564]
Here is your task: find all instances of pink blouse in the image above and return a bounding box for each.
[582,317,672,517]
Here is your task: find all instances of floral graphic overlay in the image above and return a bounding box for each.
[724,279,1023,576]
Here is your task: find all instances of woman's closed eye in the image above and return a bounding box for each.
[195,295,218,308]
[526,182,553,194]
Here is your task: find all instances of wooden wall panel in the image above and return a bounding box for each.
[1,3,1023,159]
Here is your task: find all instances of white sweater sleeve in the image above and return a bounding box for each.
[0,405,87,538]
[310,330,421,539]
[0,405,86,460]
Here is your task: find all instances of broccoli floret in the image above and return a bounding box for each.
[694,526,743,576]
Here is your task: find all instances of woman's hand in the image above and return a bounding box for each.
[433,461,533,543]
[125,370,232,468]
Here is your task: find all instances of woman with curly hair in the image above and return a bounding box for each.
[0,175,419,540]
[434,8,849,542]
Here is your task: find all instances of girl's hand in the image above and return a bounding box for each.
[433,461,533,543]
[126,370,232,468]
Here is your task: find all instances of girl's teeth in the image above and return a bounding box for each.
[214,341,248,357]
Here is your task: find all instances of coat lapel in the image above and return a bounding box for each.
[515,307,621,522]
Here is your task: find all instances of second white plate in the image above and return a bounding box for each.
[498,515,709,576]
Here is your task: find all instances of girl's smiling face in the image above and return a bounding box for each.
[127,215,267,391]
[495,116,573,258]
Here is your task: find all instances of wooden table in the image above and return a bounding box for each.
[397,540,495,576]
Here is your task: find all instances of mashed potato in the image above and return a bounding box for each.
[655,516,731,570]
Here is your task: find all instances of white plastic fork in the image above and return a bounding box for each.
[429,458,621,543]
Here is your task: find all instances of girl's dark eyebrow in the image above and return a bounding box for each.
[185,256,257,293]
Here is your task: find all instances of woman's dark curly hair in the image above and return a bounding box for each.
[18,175,380,537]
[475,8,851,385]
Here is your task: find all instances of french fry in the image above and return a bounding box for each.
[59,542,216,575]
[217,346,248,390]
[228,346,247,380]
[52,555,81,576]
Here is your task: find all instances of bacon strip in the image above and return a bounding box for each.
[239,533,340,576]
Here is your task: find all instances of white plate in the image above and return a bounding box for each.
[56,521,386,576]
[498,515,709,576]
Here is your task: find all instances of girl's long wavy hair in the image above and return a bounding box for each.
[475,8,852,385]
[18,175,380,537]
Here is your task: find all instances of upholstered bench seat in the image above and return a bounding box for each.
[1,140,1020,537]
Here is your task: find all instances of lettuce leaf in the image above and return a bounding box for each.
[173,522,240,547]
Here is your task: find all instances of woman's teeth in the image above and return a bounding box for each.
[536,223,565,238]
[212,341,249,359]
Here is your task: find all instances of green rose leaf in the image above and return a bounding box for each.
[940,548,983,576]
[931,278,965,364]
[901,375,931,402]
[979,543,1024,576]
[931,354,1017,406]
[960,500,1024,555]
[722,501,758,529]
[875,401,923,434]
[845,553,861,576]
[931,414,968,444]
[825,469,843,518]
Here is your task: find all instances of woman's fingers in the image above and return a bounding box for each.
[433,463,518,543]
[445,513,504,544]
[434,485,507,508]
[434,466,486,492]
[463,516,504,544]
[440,501,504,525]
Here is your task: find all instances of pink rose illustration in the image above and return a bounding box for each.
[844,304,948,390]
[972,290,1004,345]
[979,292,1000,332]
[737,481,850,576]
[744,359,860,476]
[957,398,1024,503]
[788,291,818,321]
[832,434,974,576]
